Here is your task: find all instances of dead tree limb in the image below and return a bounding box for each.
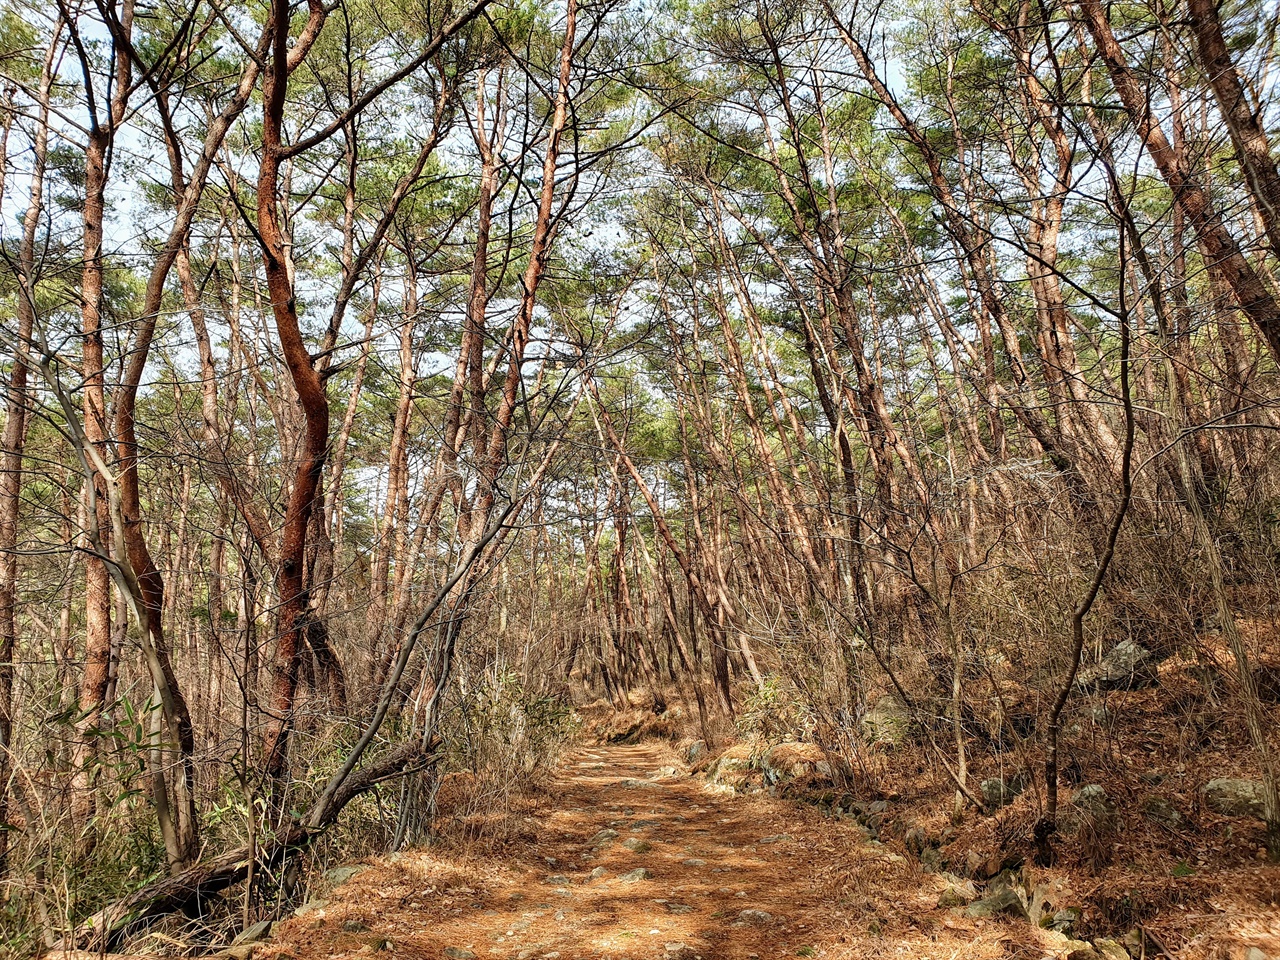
[52,738,438,953]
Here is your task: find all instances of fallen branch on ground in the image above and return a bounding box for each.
[52,739,438,954]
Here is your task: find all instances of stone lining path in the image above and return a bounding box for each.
[266,743,1036,960]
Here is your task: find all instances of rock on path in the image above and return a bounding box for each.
[264,742,1077,960]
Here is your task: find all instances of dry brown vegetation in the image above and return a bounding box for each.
[1,0,1280,954]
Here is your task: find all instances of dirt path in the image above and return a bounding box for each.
[267,743,1032,960]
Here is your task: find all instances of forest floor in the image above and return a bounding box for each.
[260,742,1107,960]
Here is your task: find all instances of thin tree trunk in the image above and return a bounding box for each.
[0,27,58,875]
[1189,0,1280,260]
[1078,0,1280,360]
[256,0,332,796]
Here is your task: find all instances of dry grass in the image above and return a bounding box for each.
[260,743,1080,960]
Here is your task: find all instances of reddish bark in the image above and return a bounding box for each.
[256,0,332,787]
[1078,0,1280,360]
[0,29,57,874]
[1188,0,1280,260]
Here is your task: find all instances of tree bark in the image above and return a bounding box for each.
[0,26,58,875]
[1078,0,1280,360]
[256,0,332,793]
[1188,0,1280,260]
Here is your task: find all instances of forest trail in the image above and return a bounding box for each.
[266,742,1030,960]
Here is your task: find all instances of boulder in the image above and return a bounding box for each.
[1048,906,1082,933]
[233,921,274,945]
[323,865,362,887]
[619,778,663,790]
[686,740,707,763]
[920,846,944,872]
[1202,778,1268,819]
[602,714,645,743]
[1092,940,1131,960]
[708,744,754,787]
[1141,796,1185,828]
[964,870,1028,919]
[762,742,833,785]
[860,696,911,746]
[1085,705,1111,726]
[980,773,1027,809]
[1045,940,1096,960]
[1075,639,1157,692]
[936,875,977,908]
[963,887,1027,920]
[1071,785,1116,822]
